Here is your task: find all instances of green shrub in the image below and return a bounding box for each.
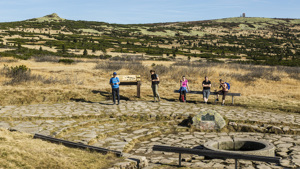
[58,59,75,64]
[1,64,32,84]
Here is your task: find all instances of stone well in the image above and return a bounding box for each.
[204,138,276,157]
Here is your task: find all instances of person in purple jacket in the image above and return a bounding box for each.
[109,72,120,105]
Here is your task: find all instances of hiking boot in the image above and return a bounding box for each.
[215,98,219,102]
[221,103,225,106]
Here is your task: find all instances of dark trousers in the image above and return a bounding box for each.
[112,88,120,104]
[179,90,186,102]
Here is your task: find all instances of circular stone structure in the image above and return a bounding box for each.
[204,138,275,157]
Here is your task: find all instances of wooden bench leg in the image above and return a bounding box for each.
[232,96,234,104]
[235,159,238,169]
[179,153,182,167]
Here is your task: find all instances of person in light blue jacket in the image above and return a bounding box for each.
[109,72,120,105]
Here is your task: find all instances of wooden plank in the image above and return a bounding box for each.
[120,82,138,85]
[118,75,137,82]
[34,134,122,157]
[153,145,280,164]
[174,90,241,96]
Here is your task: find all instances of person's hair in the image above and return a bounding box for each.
[150,70,155,73]
[182,75,185,78]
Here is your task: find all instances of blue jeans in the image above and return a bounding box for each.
[203,89,210,99]
[112,88,120,104]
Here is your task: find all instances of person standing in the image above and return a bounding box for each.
[215,79,228,106]
[202,76,211,104]
[179,76,189,102]
[150,70,160,102]
[109,72,120,105]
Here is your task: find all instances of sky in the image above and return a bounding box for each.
[0,0,299,24]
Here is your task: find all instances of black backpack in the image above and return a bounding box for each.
[153,74,160,84]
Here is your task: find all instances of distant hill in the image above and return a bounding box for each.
[26,13,66,22]
[0,14,299,66]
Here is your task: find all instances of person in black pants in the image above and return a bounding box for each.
[150,70,160,102]
[109,72,120,105]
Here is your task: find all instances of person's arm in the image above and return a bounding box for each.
[221,83,226,89]
[109,78,112,86]
[116,77,120,85]
[208,82,211,88]
[202,83,209,87]
[186,82,190,91]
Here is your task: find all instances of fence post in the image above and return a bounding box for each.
[235,159,238,169]
[179,153,182,167]
[137,81,141,98]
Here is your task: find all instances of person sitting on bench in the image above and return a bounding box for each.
[202,76,211,104]
[179,75,189,102]
[216,79,228,106]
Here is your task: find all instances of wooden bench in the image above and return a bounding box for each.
[117,75,141,98]
[174,90,241,104]
[153,145,280,169]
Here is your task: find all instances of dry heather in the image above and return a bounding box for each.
[0,128,121,169]
[0,57,299,113]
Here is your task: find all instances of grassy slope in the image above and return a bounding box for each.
[0,58,299,113]
[0,128,121,169]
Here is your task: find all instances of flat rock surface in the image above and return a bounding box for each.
[0,100,300,168]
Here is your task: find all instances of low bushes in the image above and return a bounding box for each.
[1,64,82,85]
[58,59,75,64]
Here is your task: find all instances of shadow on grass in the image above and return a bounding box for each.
[70,90,130,104]
[70,98,95,103]
[91,90,130,101]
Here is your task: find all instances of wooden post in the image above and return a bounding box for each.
[235,159,238,169]
[137,81,141,98]
[214,90,217,103]
[232,96,234,104]
[137,75,141,98]
[179,153,182,167]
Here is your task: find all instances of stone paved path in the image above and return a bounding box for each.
[0,100,300,168]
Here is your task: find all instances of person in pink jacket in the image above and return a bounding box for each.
[179,76,189,102]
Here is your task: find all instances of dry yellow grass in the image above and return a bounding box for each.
[0,57,299,113]
[0,128,122,169]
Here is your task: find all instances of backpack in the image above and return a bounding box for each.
[156,74,160,84]
[225,82,230,90]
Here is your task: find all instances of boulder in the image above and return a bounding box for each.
[192,110,226,130]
